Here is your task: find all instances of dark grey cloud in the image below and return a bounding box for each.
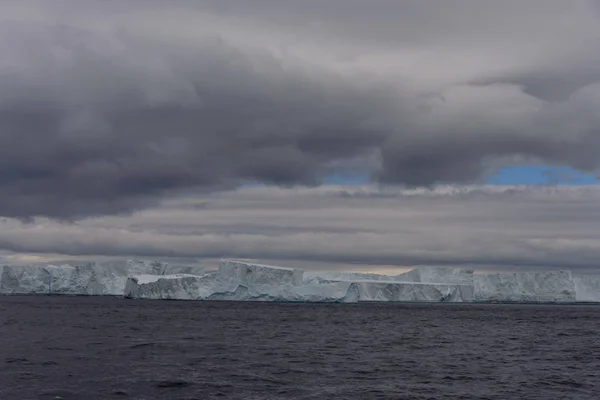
[0,1,600,218]
[1,186,600,272]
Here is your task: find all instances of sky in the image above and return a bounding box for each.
[1,0,600,272]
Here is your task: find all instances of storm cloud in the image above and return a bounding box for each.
[0,1,600,218]
[1,185,600,272]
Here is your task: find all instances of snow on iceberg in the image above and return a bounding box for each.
[473,270,576,303]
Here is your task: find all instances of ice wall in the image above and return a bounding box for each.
[218,260,303,286]
[125,272,354,302]
[125,263,474,302]
[303,271,396,283]
[352,281,474,302]
[573,275,600,302]
[4,258,600,303]
[125,274,215,300]
[71,262,131,295]
[394,266,474,285]
[163,264,205,276]
[474,271,576,302]
[0,265,75,295]
[0,260,205,296]
[305,266,474,285]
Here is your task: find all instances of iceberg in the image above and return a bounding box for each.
[573,275,600,302]
[304,266,474,286]
[473,270,576,303]
[124,261,473,302]
[393,266,474,285]
[125,261,353,302]
[350,280,474,302]
[0,264,74,295]
[163,264,205,276]
[3,258,600,303]
[303,270,398,284]
[125,273,217,300]
[218,260,303,286]
[0,260,204,296]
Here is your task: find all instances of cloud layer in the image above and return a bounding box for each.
[1,1,600,218]
[1,185,599,272]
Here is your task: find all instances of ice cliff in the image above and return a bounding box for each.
[124,261,474,302]
[473,270,576,303]
[572,275,600,302]
[124,262,354,302]
[2,259,600,303]
[0,260,204,296]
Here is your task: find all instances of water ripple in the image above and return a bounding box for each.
[1,297,599,399]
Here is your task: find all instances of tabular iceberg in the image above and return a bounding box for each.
[303,270,397,283]
[124,262,355,302]
[473,271,576,303]
[3,258,600,303]
[303,266,474,286]
[0,260,204,296]
[393,266,474,285]
[350,281,474,302]
[0,265,72,295]
[573,275,600,302]
[218,260,303,286]
[124,261,474,302]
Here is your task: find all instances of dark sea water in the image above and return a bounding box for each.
[1,297,600,400]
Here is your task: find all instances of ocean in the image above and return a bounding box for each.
[1,296,599,399]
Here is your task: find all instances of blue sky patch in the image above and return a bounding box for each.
[486,165,599,186]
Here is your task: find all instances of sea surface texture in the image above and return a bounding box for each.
[1,296,600,399]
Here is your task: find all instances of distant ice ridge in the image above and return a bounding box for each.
[0,260,204,296]
[3,259,600,303]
